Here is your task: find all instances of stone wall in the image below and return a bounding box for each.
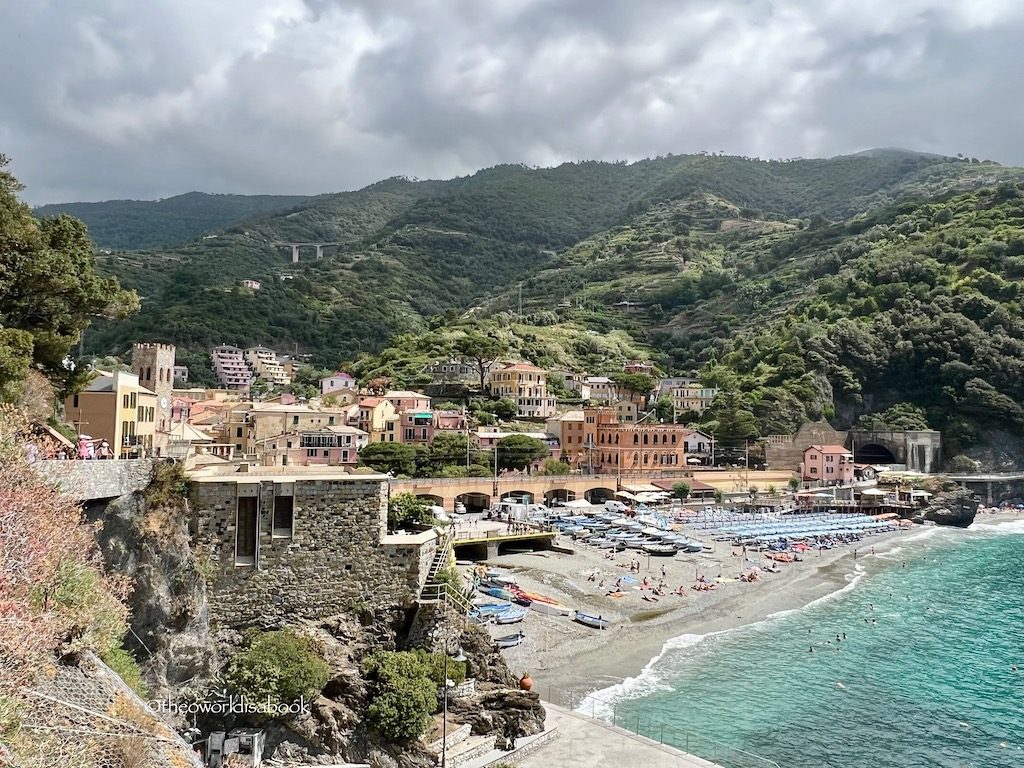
[764,422,848,471]
[381,529,440,594]
[191,475,437,628]
[33,458,158,500]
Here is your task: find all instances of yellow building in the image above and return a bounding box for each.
[64,370,157,458]
[355,397,399,442]
[487,363,557,418]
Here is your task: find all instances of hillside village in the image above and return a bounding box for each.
[50,337,952,508]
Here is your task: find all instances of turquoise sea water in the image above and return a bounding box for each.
[596,519,1024,768]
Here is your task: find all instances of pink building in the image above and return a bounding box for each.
[400,410,435,445]
[801,444,854,485]
[211,345,253,390]
[170,396,195,423]
[383,390,431,412]
[433,410,469,436]
[320,371,355,395]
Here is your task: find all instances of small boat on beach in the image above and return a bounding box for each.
[574,610,611,630]
[528,599,573,616]
[495,632,526,649]
[494,605,529,624]
[642,543,677,556]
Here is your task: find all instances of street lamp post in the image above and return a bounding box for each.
[440,626,466,768]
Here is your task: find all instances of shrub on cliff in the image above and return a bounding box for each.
[0,407,130,690]
[225,629,329,708]
[363,649,466,742]
[387,492,435,531]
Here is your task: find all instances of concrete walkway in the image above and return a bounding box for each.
[517,704,725,768]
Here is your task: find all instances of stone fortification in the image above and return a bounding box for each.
[190,467,438,628]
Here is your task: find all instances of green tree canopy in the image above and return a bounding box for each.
[610,372,655,405]
[453,332,507,392]
[671,481,691,499]
[358,441,423,476]
[0,156,137,399]
[496,434,548,470]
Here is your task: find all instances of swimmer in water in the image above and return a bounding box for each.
[836,681,845,689]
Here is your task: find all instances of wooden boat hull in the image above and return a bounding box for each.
[573,611,610,629]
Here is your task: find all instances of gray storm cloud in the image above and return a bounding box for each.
[2,0,1022,203]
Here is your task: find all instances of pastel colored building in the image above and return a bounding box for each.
[64,370,158,458]
[487,363,557,418]
[383,390,431,412]
[211,345,253,390]
[259,425,369,466]
[801,444,855,485]
[356,397,399,443]
[320,371,356,395]
[244,347,291,386]
[575,406,688,472]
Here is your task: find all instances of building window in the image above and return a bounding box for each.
[273,494,294,537]
[293,415,299,425]
[235,496,258,565]
[810,467,818,474]
[236,427,243,438]
[328,416,335,426]
[307,448,317,457]
[73,394,79,408]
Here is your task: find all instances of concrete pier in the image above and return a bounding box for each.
[516,704,729,768]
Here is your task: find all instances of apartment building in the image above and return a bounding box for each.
[259,425,369,467]
[244,347,291,386]
[355,397,399,442]
[487,363,557,418]
[211,345,253,390]
[656,377,719,415]
[801,444,855,485]
[383,390,431,412]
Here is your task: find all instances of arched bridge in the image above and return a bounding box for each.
[390,474,630,512]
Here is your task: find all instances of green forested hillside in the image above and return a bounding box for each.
[34,191,315,250]
[80,151,1024,463]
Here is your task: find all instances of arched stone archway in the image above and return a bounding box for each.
[584,487,615,503]
[501,490,534,504]
[544,489,575,505]
[415,493,444,506]
[456,492,491,513]
[855,443,897,464]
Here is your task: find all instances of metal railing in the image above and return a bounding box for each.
[543,686,781,768]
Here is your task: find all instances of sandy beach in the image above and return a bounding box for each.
[468,523,916,707]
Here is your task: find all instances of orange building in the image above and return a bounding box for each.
[575,406,688,472]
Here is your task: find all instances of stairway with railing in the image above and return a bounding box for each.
[418,526,471,617]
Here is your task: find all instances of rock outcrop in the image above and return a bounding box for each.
[86,482,218,705]
[916,487,980,528]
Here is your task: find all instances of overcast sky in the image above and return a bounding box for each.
[3,0,1024,204]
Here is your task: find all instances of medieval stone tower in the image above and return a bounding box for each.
[131,342,176,432]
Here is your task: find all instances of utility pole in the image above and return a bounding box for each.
[745,439,750,489]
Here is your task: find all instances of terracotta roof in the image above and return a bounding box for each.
[807,444,852,454]
[359,397,384,407]
[500,363,544,372]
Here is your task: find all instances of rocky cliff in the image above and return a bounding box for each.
[88,467,543,765]
[915,486,980,528]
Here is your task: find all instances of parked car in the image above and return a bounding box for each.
[454,501,468,515]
